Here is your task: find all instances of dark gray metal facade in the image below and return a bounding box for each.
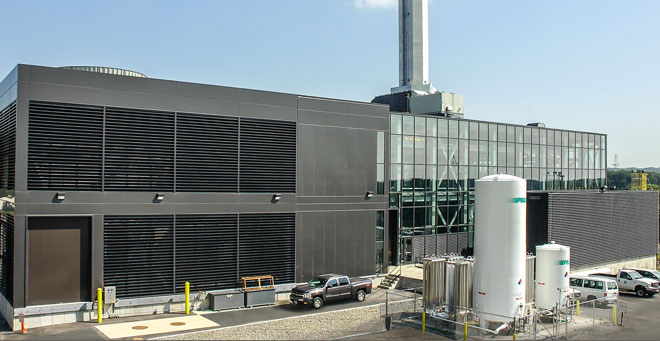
[527,190,659,269]
[0,64,389,308]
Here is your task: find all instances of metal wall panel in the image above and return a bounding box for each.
[28,101,102,190]
[239,118,296,193]
[546,191,659,268]
[104,107,175,191]
[238,213,295,284]
[176,113,238,192]
[0,213,13,303]
[174,214,238,292]
[103,215,174,298]
[0,102,15,190]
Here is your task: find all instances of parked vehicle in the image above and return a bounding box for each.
[569,275,618,306]
[290,274,373,309]
[630,268,660,281]
[593,269,660,297]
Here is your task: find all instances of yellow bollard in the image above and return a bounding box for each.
[463,322,468,341]
[576,300,580,316]
[185,282,190,315]
[422,311,426,333]
[97,288,103,324]
[513,334,517,341]
[612,305,616,324]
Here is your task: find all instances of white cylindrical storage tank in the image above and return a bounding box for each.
[473,174,527,324]
[535,243,571,311]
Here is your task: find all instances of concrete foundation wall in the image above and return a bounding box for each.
[572,255,657,275]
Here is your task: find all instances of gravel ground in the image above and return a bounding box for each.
[161,304,385,340]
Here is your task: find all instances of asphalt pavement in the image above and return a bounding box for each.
[577,292,660,340]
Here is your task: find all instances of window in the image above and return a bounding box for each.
[570,278,583,287]
[607,282,617,290]
[339,277,349,286]
[391,115,402,134]
[403,116,414,135]
[327,279,337,287]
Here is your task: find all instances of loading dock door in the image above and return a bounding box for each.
[27,217,91,306]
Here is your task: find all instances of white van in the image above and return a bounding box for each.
[569,276,618,306]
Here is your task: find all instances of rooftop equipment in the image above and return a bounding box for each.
[535,243,571,311]
[473,174,527,325]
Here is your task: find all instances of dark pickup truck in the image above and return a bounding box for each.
[290,274,373,309]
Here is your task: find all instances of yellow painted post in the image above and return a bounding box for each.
[97,288,103,323]
[463,322,468,341]
[612,305,616,324]
[513,334,517,341]
[422,310,426,333]
[185,282,190,315]
[576,300,580,316]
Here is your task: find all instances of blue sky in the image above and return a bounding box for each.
[1,0,658,167]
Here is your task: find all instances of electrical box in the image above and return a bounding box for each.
[104,286,116,303]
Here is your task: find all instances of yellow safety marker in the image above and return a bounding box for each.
[576,300,580,316]
[185,282,190,315]
[463,322,468,341]
[612,305,616,324]
[422,311,425,333]
[97,288,103,324]
[512,334,517,340]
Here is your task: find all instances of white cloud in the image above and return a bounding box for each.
[354,0,397,9]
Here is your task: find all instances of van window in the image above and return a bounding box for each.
[607,282,617,290]
[339,277,349,286]
[584,279,603,290]
[570,278,583,287]
[594,281,603,290]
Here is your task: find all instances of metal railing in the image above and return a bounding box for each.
[383,290,624,340]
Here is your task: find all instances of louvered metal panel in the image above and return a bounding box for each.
[546,191,659,268]
[176,113,238,192]
[239,118,296,193]
[28,101,103,190]
[0,102,15,190]
[104,215,174,298]
[437,234,447,255]
[104,107,174,191]
[447,233,458,254]
[424,235,437,256]
[239,213,295,284]
[0,213,13,303]
[412,236,424,262]
[457,233,468,254]
[175,214,238,292]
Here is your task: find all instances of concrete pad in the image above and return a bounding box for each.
[95,314,218,339]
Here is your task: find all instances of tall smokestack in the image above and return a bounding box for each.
[393,0,435,94]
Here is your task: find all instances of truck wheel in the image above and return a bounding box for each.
[312,297,323,309]
[635,286,646,297]
[356,290,366,302]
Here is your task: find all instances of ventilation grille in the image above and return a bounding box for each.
[239,213,295,284]
[0,213,13,303]
[239,118,296,193]
[175,214,238,292]
[28,101,103,190]
[104,107,174,191]
[104,215,174,298]
[176,113,238,192]
[0,102,15,190]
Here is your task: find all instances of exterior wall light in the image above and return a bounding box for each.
[366,191,374,199]
[273,194,282,202]
[56,192,66,200]
[156,193,165,201]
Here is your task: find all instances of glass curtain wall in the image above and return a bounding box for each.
[389,113,607,264]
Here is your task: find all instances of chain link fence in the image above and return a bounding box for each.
[383,289,625,339]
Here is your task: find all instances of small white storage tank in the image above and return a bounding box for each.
[473,174,527,324]
[535,243,571,311]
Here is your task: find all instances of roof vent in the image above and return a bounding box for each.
[59,66,147,78]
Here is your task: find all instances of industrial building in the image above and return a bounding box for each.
[0,0,656,331]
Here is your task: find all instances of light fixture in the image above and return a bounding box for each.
[366,191,374,199]
[156,193,165,201]
[56,192,66,200]
[273,194,282,202]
